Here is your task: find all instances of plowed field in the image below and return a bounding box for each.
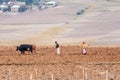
[0,46,120,80]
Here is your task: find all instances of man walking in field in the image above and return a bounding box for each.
[81,41,87,55]
[55,41,60,54]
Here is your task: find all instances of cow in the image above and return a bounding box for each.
[16,44,36,54]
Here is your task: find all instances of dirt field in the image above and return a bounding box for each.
[0,46,120,80]
[0,0,120,79]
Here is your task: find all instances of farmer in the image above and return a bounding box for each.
[81,41,87,55]
[55,41,60,54]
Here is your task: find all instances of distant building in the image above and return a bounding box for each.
[0,1,26,12]
[11,2,26,12]
[17,2,25,6]
[44,1,58,8]
[8,0,17,6]
[11,5,20,12]
[0,4,8,12]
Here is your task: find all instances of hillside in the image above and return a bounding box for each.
[0,0,120,46]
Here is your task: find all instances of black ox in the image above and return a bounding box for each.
[16,44,36,54]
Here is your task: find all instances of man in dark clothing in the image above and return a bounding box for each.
[55,41,60,54]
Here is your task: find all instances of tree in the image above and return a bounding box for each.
[17,0,41,5]
[0,0,9,3]
[26,0,33,5]
[32,0,40,5]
